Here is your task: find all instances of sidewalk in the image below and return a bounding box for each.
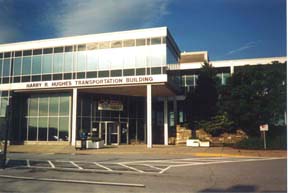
[7,144,287,158]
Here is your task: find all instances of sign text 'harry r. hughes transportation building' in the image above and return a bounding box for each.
[0,27,285,148]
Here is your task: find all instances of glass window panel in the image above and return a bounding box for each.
[64,52,73,72]
[15,51,22,57]
[29,98,38,116]
[0,97,8,117]
[42,74,51,81]
[151,67,161,74]
[136,39,145,46]
[39,97,48,116]
[23,50,32,56]
[22,57,31,75]
[78,44,86,51]
[32,55,42,75]
[65,46,73,52]
[87,43,98,50]
[148,45,164,67]
[22,76,30,82]
[54,47,63,53]
[59,117,69,141]
[111,70,122,77]
[43,48,53,54]
[13,57,22,76]
[13,77,20,83]
[4,52,11,58]
[110,49,123,69]
[32,75,41,82]
[64,73,72,79]
[87,71,97,78]
[123,39,135,47]
[49,96,59,116]
[123,48,135,69]
[99,42,110,49]
[135,47,147,68]
[111,41,122,48]
[42,55,52,74]
[136,68,145,75]
[98,71,109,77]
[151,37,161,45]
[28,118,37,140]
[0,59,2,77]
[0,53,3,59]
[38,117,47,141]
[98,50,110,70]
[60,96,70,116]
[123,69,135,76]
[77,72,85,79]
[162,37,166,44]
[223,73,230,85]
[186,75,194,86]
[53,53,63,73]
[33,49,42,55]
[48,117,58,141]
[3,59,11,77]
[76,52,86,71]
[87,51,98,71]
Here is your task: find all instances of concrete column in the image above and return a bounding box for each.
[230,65,234,74]
[147,84,152,148]
[164,97,168,145]
[71,88,77,146]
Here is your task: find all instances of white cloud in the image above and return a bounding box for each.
[49,0,171,37]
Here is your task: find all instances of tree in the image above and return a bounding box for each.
[185,61,219,129]
[220,62,287,136]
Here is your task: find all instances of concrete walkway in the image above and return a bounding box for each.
[6,144,287,158]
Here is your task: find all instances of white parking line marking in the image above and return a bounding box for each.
[70,161,83,170]
[48,160,55,168]
[118,163,144,173]
[0,174,145,187]
[94,162,113,171]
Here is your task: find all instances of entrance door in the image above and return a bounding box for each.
[93,121,120,145]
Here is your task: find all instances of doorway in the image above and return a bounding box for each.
[93,121,128,145]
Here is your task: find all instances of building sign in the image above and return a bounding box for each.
[98,100,123,111]
[0,75,167,91]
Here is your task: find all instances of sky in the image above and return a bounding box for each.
[0,0,286,60]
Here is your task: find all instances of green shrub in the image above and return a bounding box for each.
[234,136,286,149]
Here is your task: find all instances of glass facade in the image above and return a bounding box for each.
[0,36,178,85]
[26,94,71,141]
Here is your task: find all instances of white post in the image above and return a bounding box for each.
[71,88,77,146]
[147,84,152,148]
[164,97,168,145]
[230,65,234,74]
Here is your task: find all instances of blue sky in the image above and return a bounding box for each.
[0,0,286,60]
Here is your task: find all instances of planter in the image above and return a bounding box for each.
[86,140,104,149]
[186,139,210,147]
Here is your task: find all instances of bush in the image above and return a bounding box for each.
[234,135,286,150]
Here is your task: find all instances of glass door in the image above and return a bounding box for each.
[108,122,118,145]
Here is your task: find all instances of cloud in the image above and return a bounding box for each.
[48,0,172,37]
[225,41,261,56]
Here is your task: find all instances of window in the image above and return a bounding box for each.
[22,57,31,75]
[151,37,161,45]
[136,39,145,46]
[123,39,135,47]
[53,53,63,73]
[111,41,122,48]
[87,51,98,71]
[32,55,42,75]
[3,59,11,77]
[42,55,52,74]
